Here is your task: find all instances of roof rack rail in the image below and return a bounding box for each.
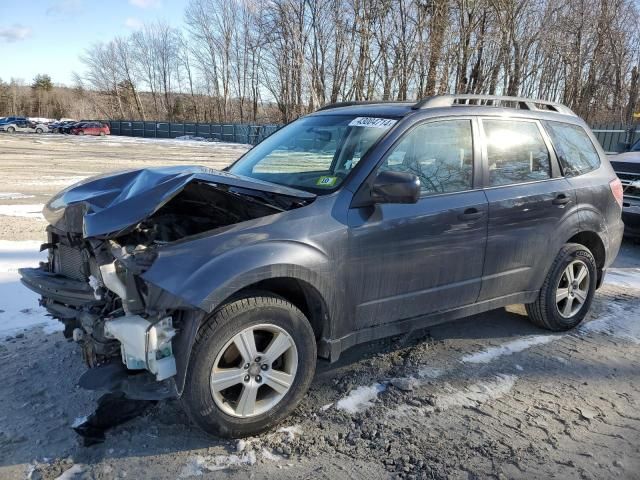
[316,100,411,111]
[412,94,576,116]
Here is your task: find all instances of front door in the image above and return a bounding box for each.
[347,118,488,330]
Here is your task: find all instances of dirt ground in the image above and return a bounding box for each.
[1,133,639,480]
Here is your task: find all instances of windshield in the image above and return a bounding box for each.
[229,115,398,193]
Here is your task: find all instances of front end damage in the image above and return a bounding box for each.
[20,229,180,386]
[18,166,314,399]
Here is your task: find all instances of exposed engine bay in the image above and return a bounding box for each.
[18,167,314,397]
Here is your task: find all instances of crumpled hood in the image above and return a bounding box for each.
[44,165,315,238]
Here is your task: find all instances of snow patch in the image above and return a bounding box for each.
[336,383,386,414]
[0,204,44,219]
[390,374,517,417]
[0,192,34,200]
[25,176,87,187]
[0,240,64,336]
[604,268,640,290]
[179,452,257,477]
[71,415,88,428]
[417,366,444,379]
[580,302,640,344]
[430,374,517,411]
[175,135,218,142]
[461,335,558,364]
[261,448,284,461]
[53,464,84,480]
[277,425,302,441]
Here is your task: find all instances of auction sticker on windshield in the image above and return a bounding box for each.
[348,117,397,129]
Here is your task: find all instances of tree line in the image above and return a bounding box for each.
[2,0,639,125]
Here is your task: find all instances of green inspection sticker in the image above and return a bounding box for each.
[316,176,338,187]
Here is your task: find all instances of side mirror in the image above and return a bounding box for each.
[371,170,420,204]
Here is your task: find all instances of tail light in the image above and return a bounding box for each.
[610,178,623,208]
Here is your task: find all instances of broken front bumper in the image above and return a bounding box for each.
[19,264,178,385]
[19,267,102,307]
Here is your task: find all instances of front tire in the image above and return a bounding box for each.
[526,243,597,331]
[7,126,15,133]
[181,293,317,438]
[36,128,43,134]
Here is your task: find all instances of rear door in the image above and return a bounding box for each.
[477,118,576,301]
[347,118,488,330]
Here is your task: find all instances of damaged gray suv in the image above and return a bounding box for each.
[19,95,624,437]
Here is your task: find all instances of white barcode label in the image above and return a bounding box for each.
[348,117,397,129]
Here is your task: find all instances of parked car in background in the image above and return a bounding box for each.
[49,120,77,133]
[19,95,623,438]
[609,138,640,237]
[60,121,93,134]
[70,122,110,136]
[0,118,49,133]
[0,116,28,126]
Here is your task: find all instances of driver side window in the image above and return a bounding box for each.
[380,119,474,196]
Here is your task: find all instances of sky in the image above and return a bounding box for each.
[0,0,186,86]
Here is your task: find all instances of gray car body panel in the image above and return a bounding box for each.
[141,106,622,367]
[21,102,624,396]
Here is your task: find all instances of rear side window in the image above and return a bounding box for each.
[543,121,600,176]
[482,119,551,187]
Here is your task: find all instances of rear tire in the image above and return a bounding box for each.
[181,293,317,438]
[526,243,597,331]
[77,130,84,136]
[36,128,43,134]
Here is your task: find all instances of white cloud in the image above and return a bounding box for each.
[124,17,144,30]
[46,0,83,16]
[129,0,162,8]
[0,24,32,43]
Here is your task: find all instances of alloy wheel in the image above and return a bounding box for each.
[210,323,298,418]
[556,260,590,318]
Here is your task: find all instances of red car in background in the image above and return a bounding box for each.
[70,122,110,136]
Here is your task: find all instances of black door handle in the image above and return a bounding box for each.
[458,207,484,221]
[552,194,570,205]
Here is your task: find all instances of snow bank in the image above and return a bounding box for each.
[0,240,64,336]
[336,383,386,414]
[461,335,558,364]
[0,204,44,219]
